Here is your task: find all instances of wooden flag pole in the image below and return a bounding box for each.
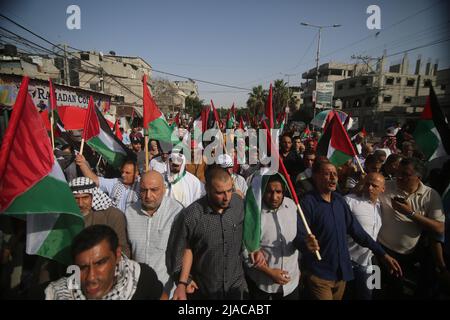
[145,135,149,172]
[50,110,55,150]
[354,155,365,175]
[80,138,85,156]
[263,121,321,261]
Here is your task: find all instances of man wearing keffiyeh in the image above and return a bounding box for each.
[69,177,131,257]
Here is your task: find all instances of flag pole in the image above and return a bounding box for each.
[354,155,365,175]
[263,121,321,260]
[80,138,85,156]
[50,109,55,150]
[145,135,149,172]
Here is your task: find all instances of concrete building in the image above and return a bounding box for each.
[0,44,194,121]
[334,54,444,134]
[301,62,368,109]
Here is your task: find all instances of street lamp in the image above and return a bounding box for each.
[300,22,341,120]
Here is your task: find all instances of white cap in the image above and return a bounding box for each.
[217,154,234,168]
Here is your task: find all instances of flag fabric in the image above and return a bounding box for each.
[48,79,65,135]
[0,76,83,264]
[343,113,354,131]
[238,116,245,130]
[316,112,358,167]
[226,103,236,129]
[301,126,311,140]
[142,74,178,145]
[174,112,181,128]
[244,120,300,252]
[413,86,450,160]
[264,84,274,129]
[210,100,221,129]
[276,112,286,133]
[243,169,269,252]
[360,127,367,137]
[83,96,134,168]
[114,119,123,141]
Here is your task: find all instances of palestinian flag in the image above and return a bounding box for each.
[301,126,311,140]
[316,111,357,166]
[0,76,83,264]
[142,74,178,145]
[413,86,450,160]
[114,119,123,141]
[83,96,134,168]
[226,103,236,129]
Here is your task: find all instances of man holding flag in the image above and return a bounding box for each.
[295,160,402,300]
[244,173,300,300]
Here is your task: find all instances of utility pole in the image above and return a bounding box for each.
[300,22,341,120]
[63,44,70,85]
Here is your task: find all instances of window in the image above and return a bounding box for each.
[337,84,344,90]
[407,79,415,86]
[330,69,343,76]
[352,99,361,107]
[383,95,392,103]
[80,53,90,60]
[348,71,353,77]
[404,96,412,104]
[423,79,432,88]
[396,77,402,84]
[386,77,394,85]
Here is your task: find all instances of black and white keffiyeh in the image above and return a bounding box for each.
[69,177,113,211]
[45,255,141,300]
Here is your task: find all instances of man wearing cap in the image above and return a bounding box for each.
[217,153,248,198]
[75,155,140,213]
[69,177,130,257]
[165,152,205,208]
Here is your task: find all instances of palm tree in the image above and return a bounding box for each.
[246,85,267,116]
[273,79,290,115]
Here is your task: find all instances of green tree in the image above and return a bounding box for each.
[185,96,205,117]
[273,79,291,116]
[246,85,267,116]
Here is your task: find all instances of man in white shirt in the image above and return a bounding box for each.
[378,157,445,298]
[244,173,300,300]
[125,171,183,297]
[165,152,205,208]
[344,173,385,300]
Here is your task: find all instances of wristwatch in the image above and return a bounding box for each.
[408,210,417,217]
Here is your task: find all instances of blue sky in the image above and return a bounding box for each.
[1,0,449,109]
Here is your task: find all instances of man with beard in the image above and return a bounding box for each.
[296,161,402,300]
[76,155,140,213]
[165,152,205,208]
[169,166,246,299]
[125,171,183,297]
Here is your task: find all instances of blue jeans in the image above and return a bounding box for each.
[351,261,373,300]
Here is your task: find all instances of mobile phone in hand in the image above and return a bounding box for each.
[393,196,407,204]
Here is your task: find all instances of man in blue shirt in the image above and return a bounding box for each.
[295,161,402,300]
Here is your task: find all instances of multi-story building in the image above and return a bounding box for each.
[0,45,194,120]
[334,54,443,134]
[301,62,368,109]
